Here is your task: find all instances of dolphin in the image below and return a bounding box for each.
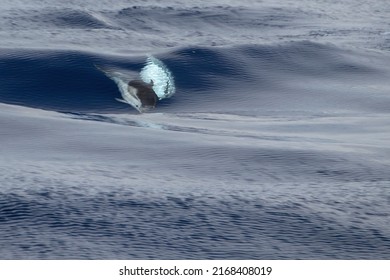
[96,65,157,113]
[96,55,175,113]
[116,79,158,113]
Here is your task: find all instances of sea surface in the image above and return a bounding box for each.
[1,0,390,259]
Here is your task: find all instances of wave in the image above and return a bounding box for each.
[1,41,390,114]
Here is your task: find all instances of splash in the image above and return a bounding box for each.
[140,56,176,100]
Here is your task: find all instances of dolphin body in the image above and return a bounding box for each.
[120,79,158,112]
[96,66,154,113]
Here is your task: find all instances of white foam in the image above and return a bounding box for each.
[140,55,176,100]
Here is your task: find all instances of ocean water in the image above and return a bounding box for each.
[1,0,390,259]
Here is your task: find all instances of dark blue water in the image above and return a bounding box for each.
[1,0,390,259]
